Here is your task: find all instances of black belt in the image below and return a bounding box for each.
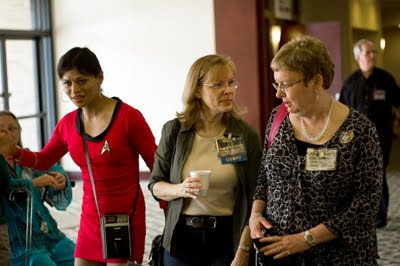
[182,215,232,229]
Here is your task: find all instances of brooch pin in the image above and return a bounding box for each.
[101,140,111,156]
[340,131,354,144]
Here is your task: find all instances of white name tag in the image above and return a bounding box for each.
[306,148,337,171]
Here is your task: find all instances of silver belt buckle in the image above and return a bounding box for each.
[190,217,201,228]
[190,216,217,228]
[209,217,217,228]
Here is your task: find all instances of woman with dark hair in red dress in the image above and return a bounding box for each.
[0,47,157,266]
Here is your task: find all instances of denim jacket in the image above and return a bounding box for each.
[148,117,261,253]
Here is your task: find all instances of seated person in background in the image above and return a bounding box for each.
[0,156,11,266]
[0,111,75,266]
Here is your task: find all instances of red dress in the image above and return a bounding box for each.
[17,98,157,263]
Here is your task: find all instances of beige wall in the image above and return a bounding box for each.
[51,0,215,171]
[383,28,400,84]
[350,0,381,31]
[382,5,400,84]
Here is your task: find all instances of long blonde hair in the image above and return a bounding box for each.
[176,54,246,127]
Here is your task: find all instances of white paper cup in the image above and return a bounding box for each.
[189,170,211,196]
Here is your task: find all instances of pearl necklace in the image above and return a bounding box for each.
[300,97,334,143]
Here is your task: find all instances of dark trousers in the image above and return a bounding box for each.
[164,216,234,266]
[377,169,389,223]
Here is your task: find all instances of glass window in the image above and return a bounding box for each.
[19,117,40,151]
[0,0,55,149]
[6,40,38,117]
[0,0,33,30]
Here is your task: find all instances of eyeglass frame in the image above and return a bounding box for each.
[203,80,239,90]
[272,79,303,93]
[0,125,19,133]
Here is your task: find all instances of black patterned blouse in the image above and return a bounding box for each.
[254,107,383,265]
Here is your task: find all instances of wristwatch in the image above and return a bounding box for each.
[239,244,251,252]
[304,230,317,246]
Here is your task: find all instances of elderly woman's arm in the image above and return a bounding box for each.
[322,123,383,248]
[260,223,337,260]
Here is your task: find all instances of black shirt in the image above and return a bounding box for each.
[339,67,400,166]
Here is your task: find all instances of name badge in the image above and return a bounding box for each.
[373,90,386,101]
[306,148,337,171]
[216,134,247,164]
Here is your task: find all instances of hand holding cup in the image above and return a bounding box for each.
[189,170,211,196]
[179,176,202,199]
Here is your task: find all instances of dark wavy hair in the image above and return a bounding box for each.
[57,47,103,78]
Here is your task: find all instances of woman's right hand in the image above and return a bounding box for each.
[176,176,201,199]
[249,213,272,239]
[32,174,64,190]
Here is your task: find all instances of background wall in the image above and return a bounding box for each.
[51,0,215,171]
[381,3,400,83]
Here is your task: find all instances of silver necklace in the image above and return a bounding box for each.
[300,97,334,143]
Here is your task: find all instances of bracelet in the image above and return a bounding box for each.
[304,230,317,246]
[32,152,38,168]
[238,244,251,253]
[249,212,263,223]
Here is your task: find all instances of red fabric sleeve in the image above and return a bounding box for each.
[17,115,70,171]
[125,106,157,171]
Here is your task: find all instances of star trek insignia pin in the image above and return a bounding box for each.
[340,131,354,144]
[101,140,111,156]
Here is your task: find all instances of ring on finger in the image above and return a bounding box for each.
[286,250,290,256]
[279,246,283,252]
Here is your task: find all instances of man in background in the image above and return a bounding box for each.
[340,38,400,228]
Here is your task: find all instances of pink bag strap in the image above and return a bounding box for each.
[268,103,289,149]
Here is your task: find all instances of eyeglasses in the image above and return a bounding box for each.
[272,79,302,93]
[0,125,19,132]
[203,80,239,90]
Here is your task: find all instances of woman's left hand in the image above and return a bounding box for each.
[231,249,250,266]
[259,232,310,259]
[48,171,67,190]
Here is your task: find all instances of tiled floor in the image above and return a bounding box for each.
[51,139,400,265]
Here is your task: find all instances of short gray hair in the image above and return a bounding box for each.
[353,39,374,57]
